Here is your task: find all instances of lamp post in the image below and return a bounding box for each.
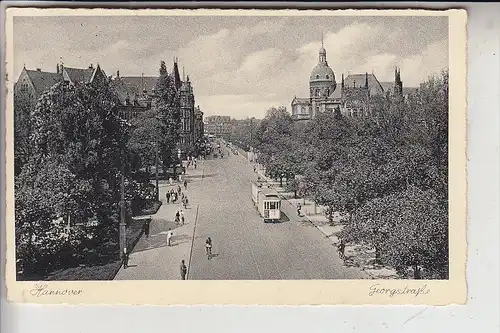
[154,140,159,201]
[119,161,126,259]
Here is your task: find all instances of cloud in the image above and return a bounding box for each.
[13,17,448,119]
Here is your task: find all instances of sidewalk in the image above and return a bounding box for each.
[114,161,205,280]
[254,164,400,279]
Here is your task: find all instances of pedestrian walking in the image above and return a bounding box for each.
[169,177,173,186]
[123,247,129,269]
[297,203,302,217]
[180,260,187,280]
[177,185,182,195]
[205,237,212,258]
[194,161,197,169]
[166,228,173,246]
[181,215,185,225]
[184,180,188,191]
[166,191,171,204]
[144,219,150,238]
[176,210,180,220]
[338,239,346,259]
[180,209,184,221]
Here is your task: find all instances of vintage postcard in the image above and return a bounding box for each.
[4,8,467,305]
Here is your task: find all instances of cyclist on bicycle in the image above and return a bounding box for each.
[205,237,212,256]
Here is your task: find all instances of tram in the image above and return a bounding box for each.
[251,181,281,223]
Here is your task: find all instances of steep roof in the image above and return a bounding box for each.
[63,66,96,84]
[110,78,138,105]
[328,87,342,99]
[119,76,158,95]
[25,69,62,94]
[291,97,310,105]
[344,73,384,96]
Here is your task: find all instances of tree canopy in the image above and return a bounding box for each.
[254,71,449,278]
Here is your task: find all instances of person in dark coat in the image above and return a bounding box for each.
[184,180,188,191]
[180,260,187,280]
[144,219,150,238]
[123,248,129,269]
[166,191,171,204]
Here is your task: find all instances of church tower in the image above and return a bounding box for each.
[309,34,336,118]
[172,57,182,91]
[394,67,403,100]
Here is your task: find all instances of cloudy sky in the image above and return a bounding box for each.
[13,14,448,119]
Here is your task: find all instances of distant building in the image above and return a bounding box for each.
[193,105,204,144]
[204,115,231,137]
[291,39,416,121]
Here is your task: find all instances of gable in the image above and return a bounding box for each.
[344,73,384,96]
[23,69,62,95]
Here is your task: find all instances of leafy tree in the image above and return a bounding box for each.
[341,187,448,279]
[128,109,164,173]
[154,61,181,172]
[15,79,134,277]
[14,92,35,176]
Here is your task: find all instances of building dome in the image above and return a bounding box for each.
[310,63,335,83]
[309,42,337,99]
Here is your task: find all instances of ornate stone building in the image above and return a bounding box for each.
[111,59,205,153]
[15,59,205,156]
[291,40,408,121]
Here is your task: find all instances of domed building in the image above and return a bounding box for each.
[291,38,405,121]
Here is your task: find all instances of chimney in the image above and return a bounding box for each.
[36,68,41,72]
[56,64,60,74]
[116,70,120,78]
[89,63,93,69]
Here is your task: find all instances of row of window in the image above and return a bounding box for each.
[315,74,330,80]
[264,201,280,210]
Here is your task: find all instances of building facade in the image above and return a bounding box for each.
[15,59,205,156]
[204,115,232,137]
[291,40,410,121]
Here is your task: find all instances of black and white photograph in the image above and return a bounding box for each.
[6,8,466,303]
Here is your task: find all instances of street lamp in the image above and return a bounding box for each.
[154,140,159,201]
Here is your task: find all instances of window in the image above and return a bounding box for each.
[301,106,306,113]
[269,202,277,210]
[316,75,319,79]
[326,75,329,79]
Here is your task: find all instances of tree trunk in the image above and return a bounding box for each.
[413,264,421,280]
[294,190,297,199]
[375,247,381,265]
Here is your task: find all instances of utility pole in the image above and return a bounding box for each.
[155,140,159,201]
[119,162,126,259]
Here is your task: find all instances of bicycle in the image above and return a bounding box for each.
[205,237,213,259]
